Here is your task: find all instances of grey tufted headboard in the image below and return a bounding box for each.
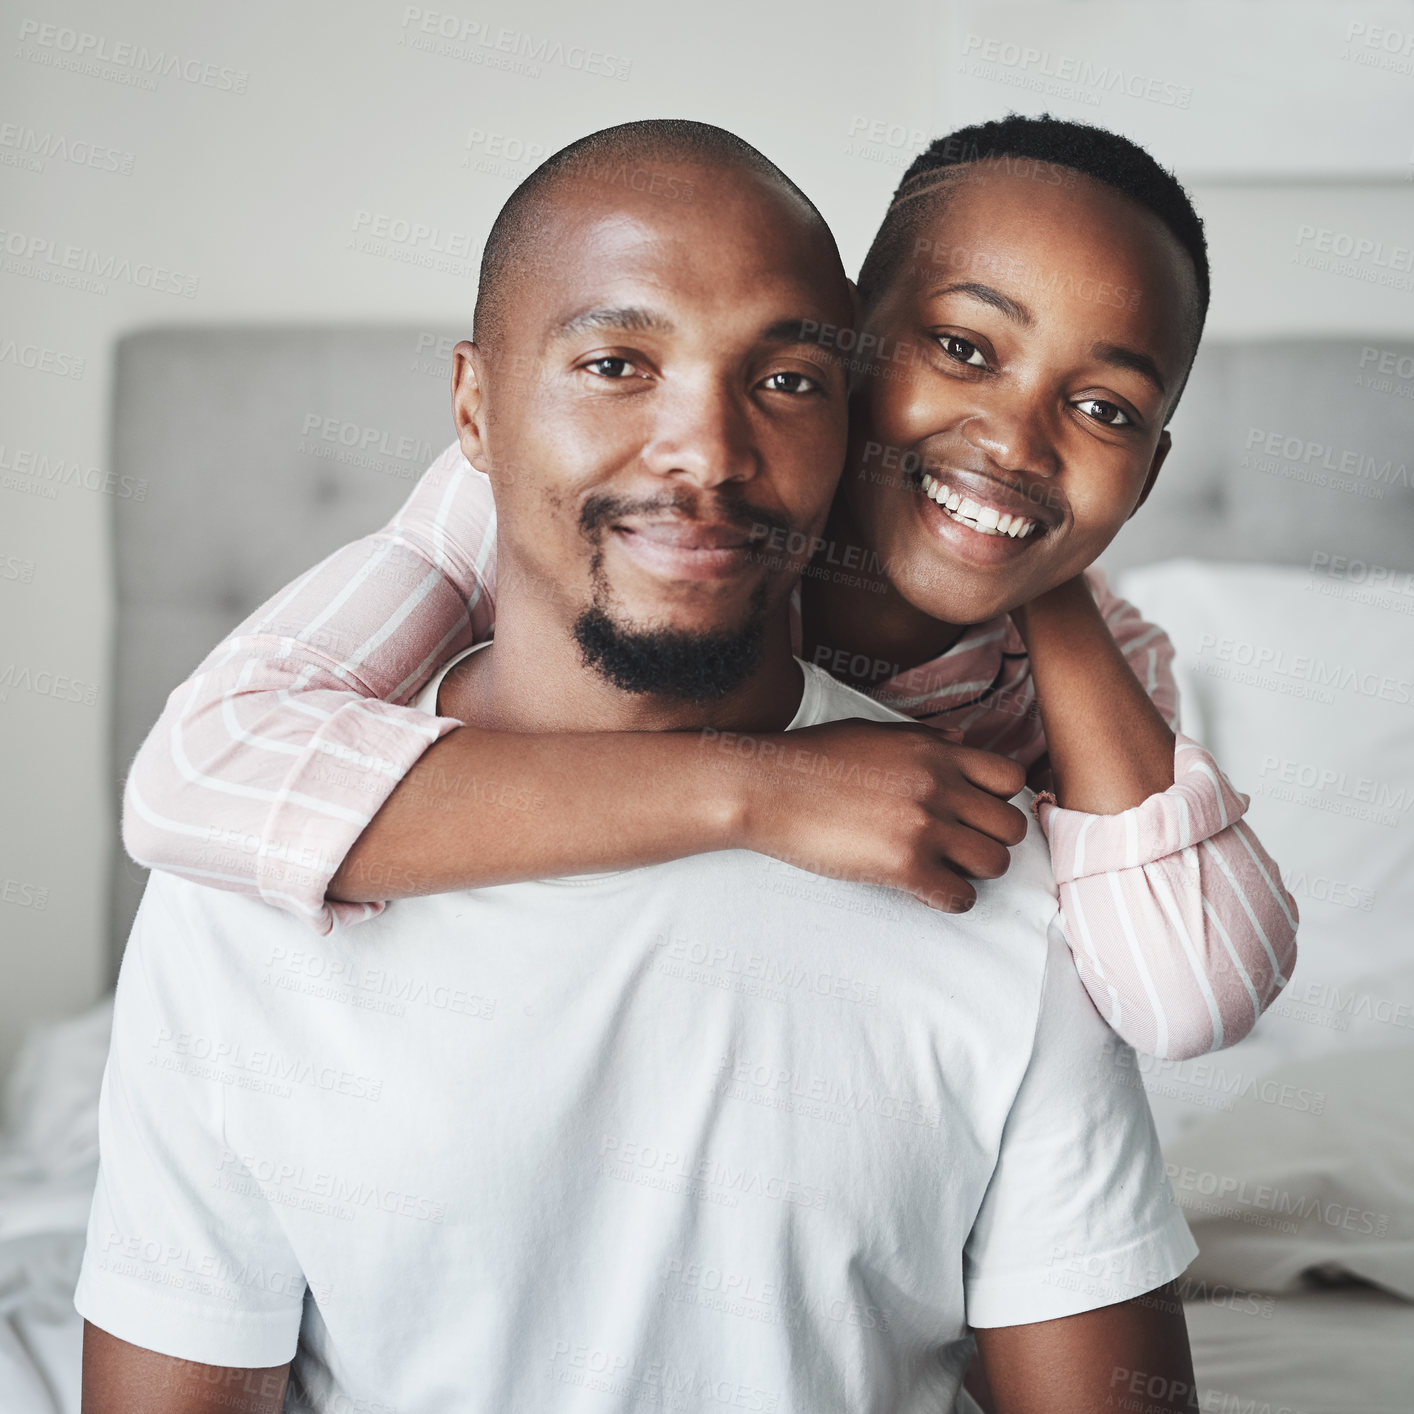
[1098,338,1414,573]
[109,330,1414,968]
[109,327,465,962]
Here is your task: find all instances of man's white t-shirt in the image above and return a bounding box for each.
[77,651,1195,1413]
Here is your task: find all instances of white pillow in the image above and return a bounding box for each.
[1163,1044,1414,1300]
[1113,560,1414,1137]
[1114,559,1414,995]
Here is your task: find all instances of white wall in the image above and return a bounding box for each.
[2,0,1411,1082]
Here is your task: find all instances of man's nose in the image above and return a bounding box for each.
[639,378,759,488]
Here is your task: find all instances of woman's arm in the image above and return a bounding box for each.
[1009,572,1175,812]
[328,714,1028,911]
[1013,569,1298,1059]
[127,445,1029,930]
[122,445,494,933]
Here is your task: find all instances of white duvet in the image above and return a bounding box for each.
[1166,1045,1414,1301]
[0,999,110,1414]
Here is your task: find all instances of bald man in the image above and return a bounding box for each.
[78,121,1198,1414]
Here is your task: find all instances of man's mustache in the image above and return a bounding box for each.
[579,490,797,546]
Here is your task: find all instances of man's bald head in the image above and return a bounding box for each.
[472,119,842,348]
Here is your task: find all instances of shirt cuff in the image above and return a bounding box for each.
[255,700,463,934]
[967,1213,1197,1328]
[1033,732,1251,886]
[75,1265,301,1369]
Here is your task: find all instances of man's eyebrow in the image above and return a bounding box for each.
[761,317,847,350]
[1091,341,1167,397]
[552,305,675,339]
[928,281,1033,327]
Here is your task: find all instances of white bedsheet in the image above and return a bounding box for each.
[0,998,110,1414]
[1185,1285,1414,1414]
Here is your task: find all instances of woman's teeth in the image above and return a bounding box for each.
[919,473,1036,538]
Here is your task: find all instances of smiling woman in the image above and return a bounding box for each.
[839,140,1203,632]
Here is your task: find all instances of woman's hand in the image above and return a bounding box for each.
[720,717,1029,912]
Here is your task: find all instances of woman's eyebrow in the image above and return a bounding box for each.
[928,280,1033,327]
[928,281,1168,396]
[1091,341,1167,396]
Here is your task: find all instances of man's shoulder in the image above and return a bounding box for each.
[128,868,302,971]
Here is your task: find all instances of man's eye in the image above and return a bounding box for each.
[585,357,634,379]
[1076,397,1132,427]
[762,371,819,395]
[938,336,987,369]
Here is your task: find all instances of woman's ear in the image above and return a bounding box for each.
[452,340,489,470]
[1130,429,1172,517]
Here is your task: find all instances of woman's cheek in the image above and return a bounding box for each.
[1062,502,1130,573]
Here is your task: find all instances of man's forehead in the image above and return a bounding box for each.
[557,189,822,271]
[527,166,830,275]
[520,232,840,343]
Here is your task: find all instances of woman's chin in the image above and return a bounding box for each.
[897,566,1020,631]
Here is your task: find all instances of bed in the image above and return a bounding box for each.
[2,330,1411,1411]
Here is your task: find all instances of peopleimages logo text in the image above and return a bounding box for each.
[0,227,199,297]
[959,34,1192,107]
[398,8,631,80]
[16,19,248,92]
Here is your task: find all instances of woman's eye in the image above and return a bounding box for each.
[1076,397,1132,427]
[762,371,819,395]
[939,336,987,369]
[585,357,634,379]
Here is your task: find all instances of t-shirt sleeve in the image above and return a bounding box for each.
[74,882,306,1368]
[962,921,1197,1327]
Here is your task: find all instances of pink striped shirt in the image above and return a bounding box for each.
[124,443,1297,1060]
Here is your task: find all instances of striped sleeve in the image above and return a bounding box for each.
[121,443,499,935]
[1031,569,1299,1059]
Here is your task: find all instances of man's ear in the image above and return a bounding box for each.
[452,340,489,471]
[1130,429,1171,517]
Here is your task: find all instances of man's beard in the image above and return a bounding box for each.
[571,488,783,702]
[573,584,768,702]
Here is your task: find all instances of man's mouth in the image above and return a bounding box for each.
[609,518,758,582]
[917,472,1038,539]
[618,520,754,551]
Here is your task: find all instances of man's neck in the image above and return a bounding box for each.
[438,588,805,735]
